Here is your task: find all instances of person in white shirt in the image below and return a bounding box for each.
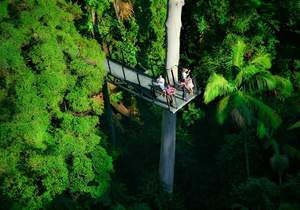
[157,75,166,91]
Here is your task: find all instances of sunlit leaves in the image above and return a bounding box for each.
[232,39,246,68]
[245,95,282,129]
[288,121,300,130]
[204,73,235,104]
[216,95,230,124]
[251,53,272,69]
[203,38,290,137]
[273,75,293,98]
[0,1,111,208]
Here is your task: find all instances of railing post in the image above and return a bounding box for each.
[170,68,178,109]
[106,44,112,74]
[165,70,171,85]
[151,68,156,100]
[107,59,112,74]
[136,72,142,95]
[166,95,171,111]
[193,77,197,94]
[107,44,111,58]
[121,50,126,80]
[173,92,178,109]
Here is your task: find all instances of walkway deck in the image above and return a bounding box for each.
[104,58,200,113]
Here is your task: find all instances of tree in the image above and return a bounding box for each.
[159,0,185,193]
[203,38,292,177]
[0,1,112,208]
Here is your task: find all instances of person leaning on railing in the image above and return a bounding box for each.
[180,68,194,100]
[157,75,166,92]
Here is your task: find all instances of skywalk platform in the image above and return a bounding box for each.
[104,58,201,113]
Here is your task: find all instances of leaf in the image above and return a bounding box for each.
[232,39,246,68]
[251,53,272,69]
[216,96,230,124]
[273,75,293,98]
[204,73,235,104]
[236,65,277,92]
[288,121,300,130]
[244,95,282,129]
[254,71,277,92]
[285,145,300,160]
[231,108,246,128]
[257,121,268,139]
[235,65,261,87]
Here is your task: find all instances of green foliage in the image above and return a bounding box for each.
[111,91,123,104]
[289,121,300,130]
[204,73,235,104]
[0,1,112,209]
[280,173,300,207]
[251,53,272,69]
[270,154,289,175]
[232,14,254,33]
[233,178,279,210]
[216,95,230,124]
[285,145,300,161]
[232,39,247,68]
[203,39,290,137]
[135,0,167,75]
[0,0,9,20]
[182,103,205,126]
[0,0,299,209]
[196,16,208,35]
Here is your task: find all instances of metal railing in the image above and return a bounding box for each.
[105,45,199,112]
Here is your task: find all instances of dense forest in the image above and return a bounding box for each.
[0,0,299,209]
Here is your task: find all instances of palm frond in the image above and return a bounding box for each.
[288,120,300,130]
[244,95,282,129]
[273,75,293,98]
[285,145,300,160]
[232,39,246,68]
[235,65,276,93]
[255,71,277,91]
[232,92,253,126]
[216,95,230,124]
[231,108,246,128]
[257,121,268,139]
[235,65,261,87]
[204,73,235,104]
[251,53,272,69]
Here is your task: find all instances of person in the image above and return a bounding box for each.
[165,85,176,106]
[181,68,190,81]
[180,68,193,100]
[156,75,166,91]
[165,85,176,96]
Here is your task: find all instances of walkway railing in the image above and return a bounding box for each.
[104,45,200,113]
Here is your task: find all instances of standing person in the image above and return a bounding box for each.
[181,68,190,81]
[180,68,191,100]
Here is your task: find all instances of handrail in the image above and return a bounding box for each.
[104,43,200,112]
[107,57,154,79]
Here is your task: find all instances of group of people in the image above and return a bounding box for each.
[156,67,194,105]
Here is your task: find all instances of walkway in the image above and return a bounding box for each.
[104,58,201,113]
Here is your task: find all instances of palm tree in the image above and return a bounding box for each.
[204,38,292,177]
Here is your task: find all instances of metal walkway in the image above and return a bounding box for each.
[104,58,201,113]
